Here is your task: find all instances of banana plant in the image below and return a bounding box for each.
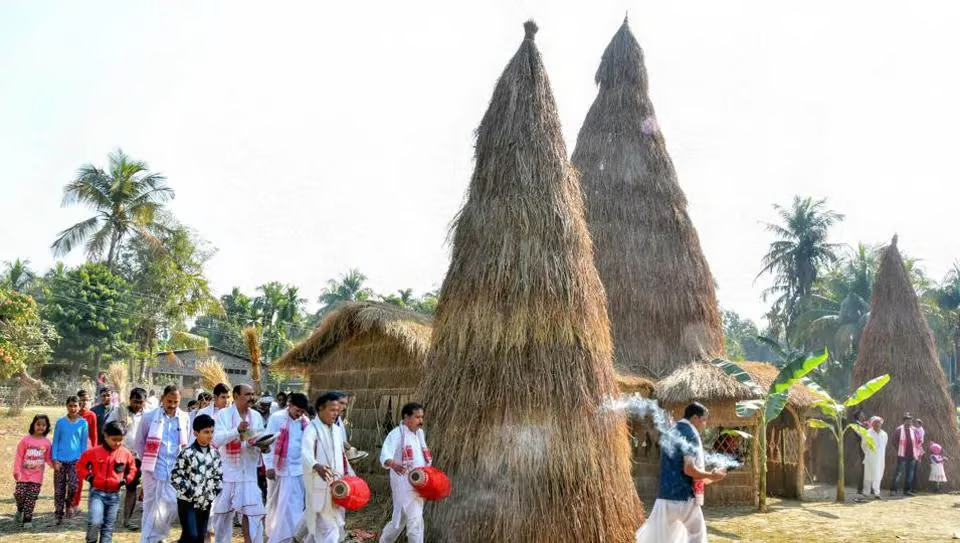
[805,374,891,502]
[713,348,829,511]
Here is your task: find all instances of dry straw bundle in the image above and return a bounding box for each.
[107,362,128,395]
[852,236,960,489]
[418,21,642,542]
[571,18,722,379]
[196,357,230,391]
[243,326,262,395]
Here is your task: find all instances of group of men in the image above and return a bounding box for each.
[856,411,930,498]
[102,381,432,543]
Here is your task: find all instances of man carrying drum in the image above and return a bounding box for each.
[379,402,431,543]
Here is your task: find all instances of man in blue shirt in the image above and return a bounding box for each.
[636,402,726,543]
[135,384,191,543]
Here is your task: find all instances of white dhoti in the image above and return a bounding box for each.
[265,474,305,543]
[211,480,266,543]
[862,428,888,495]
[140,472,178,543]
[635,498,706,543]
[380,498,424,543]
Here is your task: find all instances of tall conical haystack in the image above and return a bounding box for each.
[571,18,722,379]
[418,21,643,542]
[852,236,960,489]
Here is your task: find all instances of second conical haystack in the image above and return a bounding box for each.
[418,21,643,542]
[572,18,722,379]
[852,236,960,489]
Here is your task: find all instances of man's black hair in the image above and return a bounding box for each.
[193,414,215,432]
[401,402,424,418]
[315,392,342,409]
[683,402,708,420]
[288,392,308,410]
[130,387,147,400]
[213,383,230,396]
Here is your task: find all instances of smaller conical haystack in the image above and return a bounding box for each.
[852,236,960,489]
[571,17,722,379]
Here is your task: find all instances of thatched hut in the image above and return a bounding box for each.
[649,362,815,505]
[276,301,432,480]
[571,18,723,379]
[418,21,642,542]
[851,236,960,489]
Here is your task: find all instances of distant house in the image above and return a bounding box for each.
[151,347,255,394]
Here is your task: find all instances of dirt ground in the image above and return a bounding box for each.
[0,407,957,542]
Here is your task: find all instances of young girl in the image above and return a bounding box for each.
[929,442,948,492]
[52,395,89,523]
[13,413,54,528]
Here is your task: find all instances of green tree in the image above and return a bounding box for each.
[806,375,890,502]
[118,224,218,379]
[758,196,844,338]
[39,263,135,376]
[721,310,778,362]
[51,149,174,270]
[715,348,829,511]
[0,287,59,380]
[1,259,37,292]
[318,269,373,314]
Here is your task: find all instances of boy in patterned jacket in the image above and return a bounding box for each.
[171,414,223,543]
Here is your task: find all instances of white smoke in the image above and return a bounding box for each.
[603,394,743,471]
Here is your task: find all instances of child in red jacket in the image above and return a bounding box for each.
[77,421,137,543]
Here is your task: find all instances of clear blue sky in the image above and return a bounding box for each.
[3,1,960,323]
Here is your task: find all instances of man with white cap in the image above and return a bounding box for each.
[862,416,888,499]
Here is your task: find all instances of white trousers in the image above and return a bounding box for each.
[305,513,341,543]
[211,481,265,543]
[266,474,305,543]
[380,499,424,543]
[863,471,881,495]
[140,472,178,543]
[635,498,706,543]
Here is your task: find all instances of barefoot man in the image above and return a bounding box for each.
[636,402,726,543]
[379,402,431,543]
[302,392,355,543]
[212,383,268,543]
[263,392,310,543]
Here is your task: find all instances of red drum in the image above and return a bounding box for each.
[331,476,371,511]
[408,467,451,501]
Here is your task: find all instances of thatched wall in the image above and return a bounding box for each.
[851,238,960,490]
[277,301,431,496]
[571,18,722,379]
[418,21,642,543]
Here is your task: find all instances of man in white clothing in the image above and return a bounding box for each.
[263,392,309,543]
[302,392,355,543]
[862,416,888,498]
[211,384,268,543]
[379,402,430,543]
[135,384,191,543]
[195,383,231,423]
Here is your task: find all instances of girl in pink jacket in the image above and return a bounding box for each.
[13,413,54,528]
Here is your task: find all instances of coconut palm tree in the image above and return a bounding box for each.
[51,149,174,269]
[1,259,36,292]
[318,269,372,314]
[758,196,844,336]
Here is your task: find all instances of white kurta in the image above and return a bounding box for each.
[211,405,266,543]
[302,419,354,543]
[862,428,888,495]
[263,409,306,543]
[379,425,429,543]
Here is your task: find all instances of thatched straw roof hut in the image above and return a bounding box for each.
[571,18,722,379]
[418,21,642,542]
[650,362,812,503]
[851,236,960,489]
[277,301,431,477]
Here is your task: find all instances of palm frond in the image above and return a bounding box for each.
[50,216,103,257]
